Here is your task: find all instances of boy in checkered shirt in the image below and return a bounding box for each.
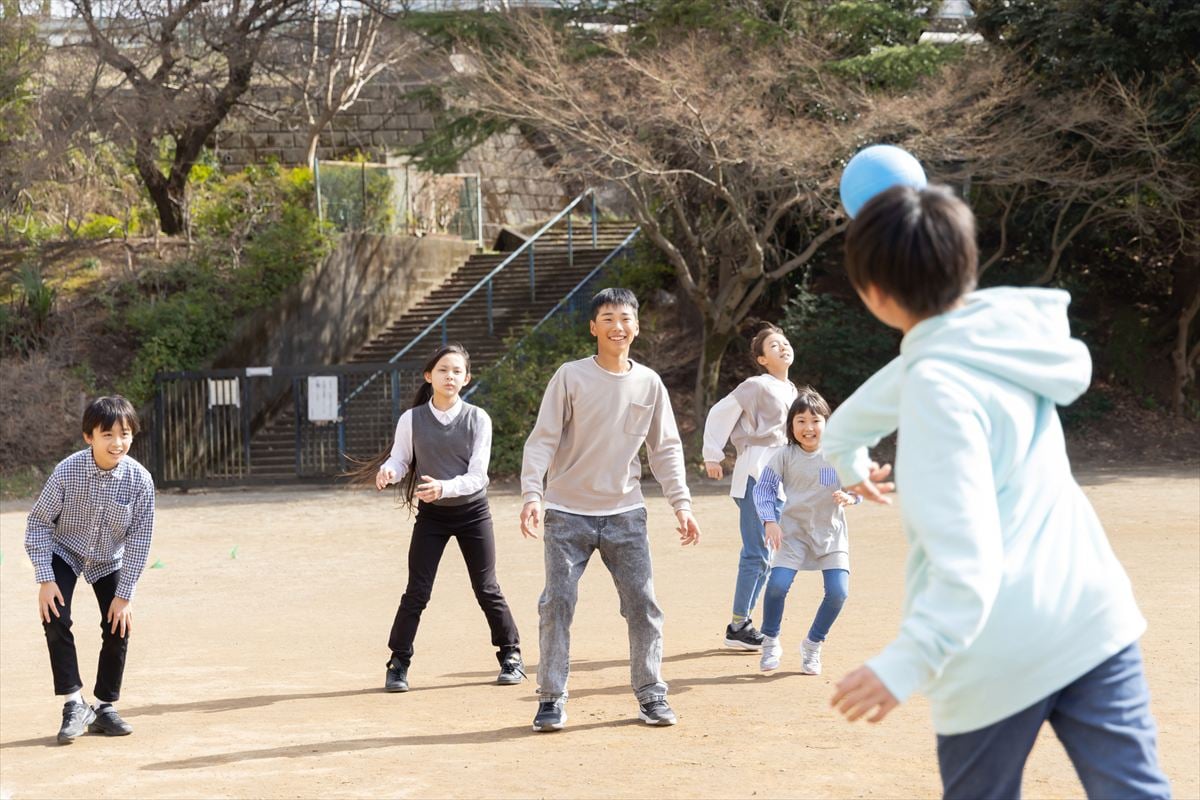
[24,395,155,744]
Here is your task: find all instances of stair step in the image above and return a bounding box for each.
[236,221,637,465]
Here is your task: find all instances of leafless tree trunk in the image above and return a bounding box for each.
[69,0,307,235]
[293,0,399,167]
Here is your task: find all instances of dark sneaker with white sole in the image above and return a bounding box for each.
[496,651,526,685]
[638,697,678,726]
[385,656,410,693]
[532,698,567,732]
[89,705,133,736]
[723,620,766,651]
[57,701,96,744]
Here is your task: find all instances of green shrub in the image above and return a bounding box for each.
[470,314,594,476]
[828,42,965,90]
[115,165,332,405]
[76,214,124,239]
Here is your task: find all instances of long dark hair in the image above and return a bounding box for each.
[346,343,472,511]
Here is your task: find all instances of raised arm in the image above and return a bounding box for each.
[521,366,569,505]
[25,469,64,585]
[644,377,691,513]
[701,392,742,479]
[116,480,156,601]
[377,411,414,489]
[835,369,1003,722]
[824,355,904,501]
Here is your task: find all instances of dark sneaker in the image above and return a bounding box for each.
[385,656,409,693]
[496,652,526,686]
[723,621,766,651]
[532,698,567,732]
[638,697,678,726]
[89,705,133,736]
[57,701,96,745]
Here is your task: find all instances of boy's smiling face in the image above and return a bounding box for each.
[84,420,134,471]
[590,303,639,358]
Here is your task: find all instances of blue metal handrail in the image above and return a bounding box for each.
[462,227,641,400]
[339,187,600,412]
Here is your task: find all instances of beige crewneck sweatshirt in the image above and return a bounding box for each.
[521,356,692,515]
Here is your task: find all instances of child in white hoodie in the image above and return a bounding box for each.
[824,184,1169,799]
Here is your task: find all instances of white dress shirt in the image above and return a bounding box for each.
[379,398,491,498]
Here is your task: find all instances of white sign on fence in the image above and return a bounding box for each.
[307,376,340,422]
[207,378,240,408]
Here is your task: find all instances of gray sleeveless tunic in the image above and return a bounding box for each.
[411,402,486,506]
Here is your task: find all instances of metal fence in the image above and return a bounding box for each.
[313,159,482,246]
[131,362,427,487]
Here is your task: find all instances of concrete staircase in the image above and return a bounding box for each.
[242,219,636,478]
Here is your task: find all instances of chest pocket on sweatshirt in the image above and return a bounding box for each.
[624,402,654,437]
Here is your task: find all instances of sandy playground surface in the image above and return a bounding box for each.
[0,466,1197,799]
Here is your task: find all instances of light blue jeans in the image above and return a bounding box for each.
[730,475,780,620]
[760,567,849,641]
[936,642,1170,799]
[537,508,667,703]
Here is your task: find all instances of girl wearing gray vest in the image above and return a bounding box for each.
[702,324,799,651]
[752,387,861,675]
[371,344,522,693]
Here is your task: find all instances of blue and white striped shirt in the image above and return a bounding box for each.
[24,449,156,600]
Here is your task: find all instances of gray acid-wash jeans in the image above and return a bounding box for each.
[537,507,668,703]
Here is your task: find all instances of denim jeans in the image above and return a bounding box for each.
[937,642,1170,799]
[43,554,129,702]
[760,567,848,641]
[730,475,781,619]
[537,507,666,702]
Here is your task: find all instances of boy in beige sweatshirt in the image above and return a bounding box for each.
[520,288,701,732]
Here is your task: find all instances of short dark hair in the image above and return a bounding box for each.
[785,387,831,446]
[590,287,639,320]
[82,395,140,436]
[844,184,978,318]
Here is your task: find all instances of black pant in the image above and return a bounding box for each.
[388,497,520,662]
[43,554,129,702]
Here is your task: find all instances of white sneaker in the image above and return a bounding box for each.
[760,636,782,672]
[800,637,822,675]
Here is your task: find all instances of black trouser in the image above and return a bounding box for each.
[388,497,520,662]
[43,554,129,702]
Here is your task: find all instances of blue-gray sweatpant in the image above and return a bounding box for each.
[537,507,668,702]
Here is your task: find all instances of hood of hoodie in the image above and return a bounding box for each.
[900,287,1092,406]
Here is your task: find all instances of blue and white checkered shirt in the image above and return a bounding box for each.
[24,449,156,600]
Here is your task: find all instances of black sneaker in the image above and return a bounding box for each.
[89,705,133,736]
[385,656,409,693]
[496,651,526,686]
[532,698,567,732]
[723,620,766,651]
[57,701,96,745]
[638,697,677,726]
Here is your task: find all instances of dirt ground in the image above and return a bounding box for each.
[0,466,1196,800]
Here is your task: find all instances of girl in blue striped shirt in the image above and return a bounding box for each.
[752,387,860,675]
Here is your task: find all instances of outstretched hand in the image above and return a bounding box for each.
[376,467,396,491]
[845,462,896,505]
[831,665,899,723]
[675,509,700,546]
[519,500,542,539]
